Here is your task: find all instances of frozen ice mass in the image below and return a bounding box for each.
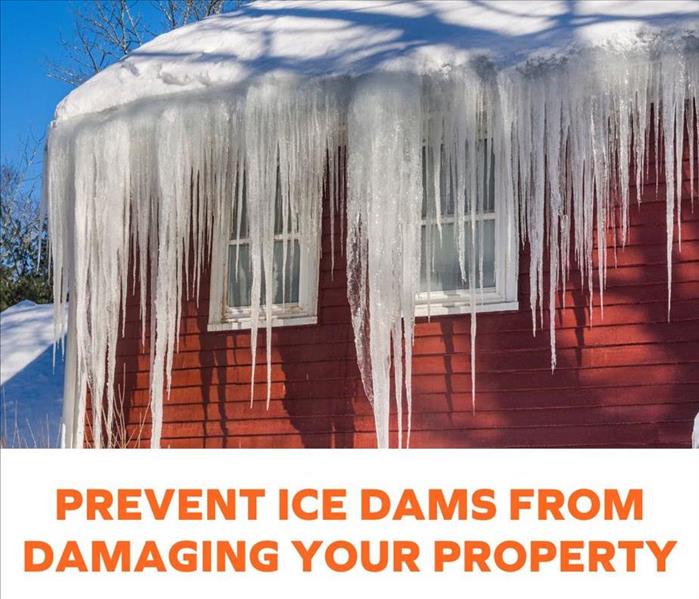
[44,1,699,447]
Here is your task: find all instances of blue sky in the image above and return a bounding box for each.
[0,0,172,165]
[0,1,74,164]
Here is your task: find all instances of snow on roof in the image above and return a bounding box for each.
[55,0,699,123]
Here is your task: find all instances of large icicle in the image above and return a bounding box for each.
[347,74,423,448]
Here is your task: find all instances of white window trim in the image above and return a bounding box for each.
[415,174,518,318]
[207,204,321,333]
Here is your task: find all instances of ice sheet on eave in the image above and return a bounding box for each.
[54,0,699,123]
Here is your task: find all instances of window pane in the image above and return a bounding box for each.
[482,144,495,213]
[227,240,301,308]
[273,240,301,304]
[422,146,455,218]
[421,143,495,218]
[274,176,297,235]
[228,243,252,307]
[231,175,248,240]
[230,170,297,239]
[419,219,495,293]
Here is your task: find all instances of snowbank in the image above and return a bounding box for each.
[0,301,64,447]
[55,0,699,123]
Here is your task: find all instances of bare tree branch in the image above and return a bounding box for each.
[47,0,243,88]
[1,137,51,310]
[152,0,230,31]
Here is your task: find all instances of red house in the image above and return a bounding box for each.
[47,1,699,449]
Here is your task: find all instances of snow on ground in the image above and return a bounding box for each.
[0,301,64,447]
[55,0,699,122]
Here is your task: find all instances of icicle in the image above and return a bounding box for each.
[347,73,422,448]
[662,54,682,321]
[244,78,341,409]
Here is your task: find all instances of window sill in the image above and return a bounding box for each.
[415,300,519,318]
[207,314,318,332]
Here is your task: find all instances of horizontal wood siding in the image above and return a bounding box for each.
[108,137,699,448]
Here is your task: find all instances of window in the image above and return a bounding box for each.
[208,173,320,331]
[416,142,518,316]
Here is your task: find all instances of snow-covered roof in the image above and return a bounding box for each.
[56,0,699,122]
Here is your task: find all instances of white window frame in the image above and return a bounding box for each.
[207,194,321,333]
[415,150,518,318]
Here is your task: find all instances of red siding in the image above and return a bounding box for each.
[109,138,699,449]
